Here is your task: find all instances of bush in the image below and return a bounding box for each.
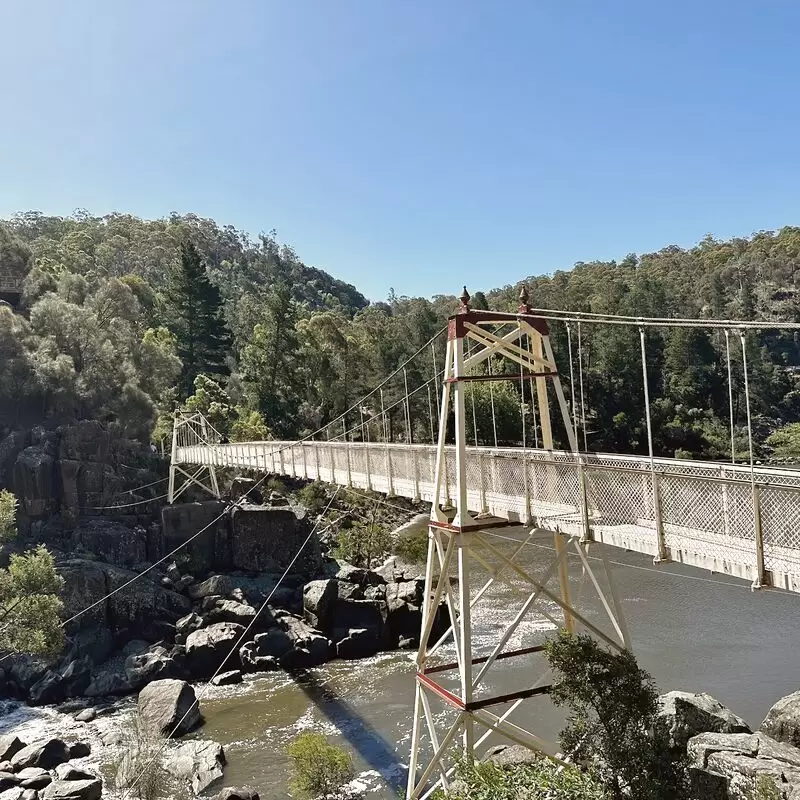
[297,480,329,513]
[110,715,187,800]
[0,490,16,543]
[334,520,391,568]
[544,630,688,800]
[286,732,353,799]
[393,526,429,564]
[440,756,608,799]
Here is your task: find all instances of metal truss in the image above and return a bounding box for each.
[168,411,221,503]
[406,288,631,799]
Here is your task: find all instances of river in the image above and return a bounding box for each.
[3,533,800,799]
[197,532,800,798]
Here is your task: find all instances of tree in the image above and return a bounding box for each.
[544,630,687,800]
[286,732,353,799]
[0,490,17,542]
[165,241,232,396]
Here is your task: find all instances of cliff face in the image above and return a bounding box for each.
[0,420,165,537]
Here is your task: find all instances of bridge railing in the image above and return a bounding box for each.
[175,440,800,590]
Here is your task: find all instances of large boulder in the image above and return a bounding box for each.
[0,737,25,762]
[43,779,102,800]
[160,501,229,575]
[761,690,800,748]
[231,506,322,575]
[303,579,338,631]
[335,628,380,660]
[277,615,331,668]
[28,671,65,707]
[11,739,70,771]
[188,575,235,601]
[83,665,135,698]
[331,598,387,642]
[186,623,244,680]
[60,657,93,698]
[18,767,51,789]
[163,740,225,794]
[239,643,278,674]
[206,600,258,628]
[138,679,202,738]
[212,788,260,800]
[13,445,55,519]
[656,691,751,751]
[252,629,292,659]
[687,731,800,800]
[125,644,184,686]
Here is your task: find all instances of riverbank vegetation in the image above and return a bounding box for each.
[2,211,800,461]
[286,732,354,799]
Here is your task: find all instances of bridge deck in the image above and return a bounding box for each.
[175,441,800,593]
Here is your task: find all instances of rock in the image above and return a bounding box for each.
[228,588,247,604]
[231,506,321,575]
[53,765,96,782]
[176,612,204,637]
[657,691,751,751]
[67,627,113,665]
[160,501,229,575]
[335,628,380,660]
[68,742,91,759]
[188,575,235,601]
[60,658,92,699]
[212,788,260,800]
[303,579,338,631]
[239,643,278,674]
[211,671,243,686]
[206,600,257,628]
[230,478,263,505]
[335,581,363,601]
[331,598,386,641]
[83,666,134,698]
[0,737,25,762]
[124,644,182,686]
[252,629,292,659]
[385,580,423,612]
[28,671,64,707]
[18,767,50,789]
[7,657,48,695]
[73,709,95,723]
[336,563,383,586]
[0,789,24,800]
[14,445,55,518]
[166,562,182,583]
[138,679,203,738]
[163,740,225,794]
[687,732,760,769]
[0,776,17,793]
[11,740,70,771]
[73,519,148,568]
[277,615,331,668]
[762,690,800,747]
[185,623,244,680]
[202,595,223,612]
[0,765,11,775]
[42,779,102,800]
[483,744,540,766]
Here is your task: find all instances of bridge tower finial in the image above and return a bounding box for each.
[518,283,530,313]
[459,285,471,313]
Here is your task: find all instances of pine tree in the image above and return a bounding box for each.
[166,241,232,396]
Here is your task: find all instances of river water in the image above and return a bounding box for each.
[197,531,800,798]
[4,532,800,799]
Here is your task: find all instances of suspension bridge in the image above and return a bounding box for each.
[168,287,800,798]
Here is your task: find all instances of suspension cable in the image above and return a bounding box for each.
[577,321,588,451]
[724,329,736,464]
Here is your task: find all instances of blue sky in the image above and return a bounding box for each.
[2,1,799,301]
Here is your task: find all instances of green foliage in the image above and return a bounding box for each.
[286,732,353,799]
[440,755,609,800]
[334,519,391,568]
[394,527,429,564]
[544,630,687,800]
[766,422,800,460]
[110,715,187,800]
[166,241,232,396]
[297,480,330,513]
[747,775,782,800]
[230,407,271,442]
[0,490,17,543]
[0,545,65,657]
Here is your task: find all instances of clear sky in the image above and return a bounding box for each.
[2,1,799,301]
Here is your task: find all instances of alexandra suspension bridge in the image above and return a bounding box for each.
[167,287,800,799]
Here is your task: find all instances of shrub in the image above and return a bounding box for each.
[544,630,688,800]
[440,756,608,799]
[110,715,186,800]
[297,480,329,513]
[286,732,353,799]
[0,490,16,543]
[393,526,429,564]
[334,520,391,568]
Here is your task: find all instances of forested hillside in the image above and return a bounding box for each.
[2,210,800,462]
